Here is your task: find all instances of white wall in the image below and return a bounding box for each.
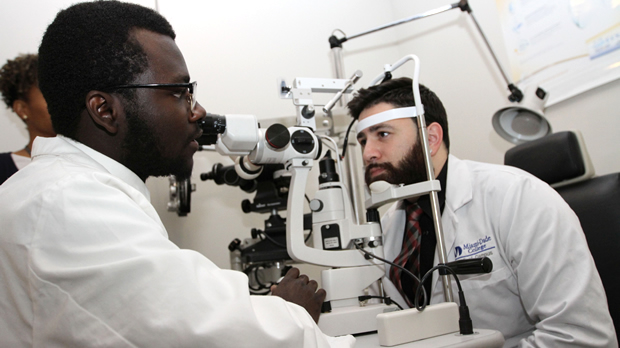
[0,1,59,148]
[1,1,619,273]
[0,0,156,151]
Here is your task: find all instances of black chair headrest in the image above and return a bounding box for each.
[504,131,595,187]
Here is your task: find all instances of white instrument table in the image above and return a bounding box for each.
[353,329,505,348]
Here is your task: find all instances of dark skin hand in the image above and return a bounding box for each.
[271,267,326,324]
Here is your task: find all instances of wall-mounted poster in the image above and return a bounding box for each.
[496,0,620,106]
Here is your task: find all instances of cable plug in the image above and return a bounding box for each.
[457,290,474,335]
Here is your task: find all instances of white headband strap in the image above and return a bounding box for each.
[356,106,422,133]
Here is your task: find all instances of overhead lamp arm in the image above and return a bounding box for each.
[329,2,460,48]
[463,5,523,102]
[329,0,523,102]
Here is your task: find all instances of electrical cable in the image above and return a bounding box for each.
[340,118,356,159]
[414,265,462,311]
[254,229,287,249]
[319,135,345,178]
[244,265,269,291]
[355,244,427,306]
[358,244,475,335]
[331,28,346,37]
[358,295,404,310]
[415,264,474,335]
[253,266,267,290]
[244,264,277,295]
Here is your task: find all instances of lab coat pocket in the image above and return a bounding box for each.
[452,265,530,339]
[456,265,515,293]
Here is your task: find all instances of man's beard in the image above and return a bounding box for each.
[121,104,192,180]
[364,137,428,186]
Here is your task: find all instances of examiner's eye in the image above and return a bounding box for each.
[379,131,389,138]
[172,88,188,99]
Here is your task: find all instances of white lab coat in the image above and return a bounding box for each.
[380,155,616,347]
[0,136,354,348]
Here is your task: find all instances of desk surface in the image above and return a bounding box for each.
[353,329,504,348]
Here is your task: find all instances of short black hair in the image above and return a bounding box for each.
[38,0,176,139]
[0,54,39,109]
[347,77,450,150]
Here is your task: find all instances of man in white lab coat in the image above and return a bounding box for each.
[349,77,616,347]
[0,1,354,347]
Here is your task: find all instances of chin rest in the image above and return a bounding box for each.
[505,131,620,334]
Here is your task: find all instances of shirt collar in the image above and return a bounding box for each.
[60,135,151,201]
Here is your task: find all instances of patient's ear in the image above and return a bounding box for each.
[426,122,444,156]
[85,91,119,134]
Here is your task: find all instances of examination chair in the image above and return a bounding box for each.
[504,130,620,334]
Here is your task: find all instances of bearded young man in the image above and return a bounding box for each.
[349,77,616,347]
[0,2,354,347]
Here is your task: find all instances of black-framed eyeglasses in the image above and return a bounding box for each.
[106,81,198,111]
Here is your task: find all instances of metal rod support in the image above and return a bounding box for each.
[416,111,454,303]
[466,11,512,87]
[346,3,460,42]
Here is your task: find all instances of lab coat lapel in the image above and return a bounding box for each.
[382,202,407,269]
[431,155,473,296]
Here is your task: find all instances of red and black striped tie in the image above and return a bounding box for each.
[389,202,424,308]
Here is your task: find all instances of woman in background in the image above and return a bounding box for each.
[0,54,55,184]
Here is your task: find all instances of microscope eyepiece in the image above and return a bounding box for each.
[198,113,227,145]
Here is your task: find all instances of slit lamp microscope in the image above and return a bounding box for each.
[196,54,503,347]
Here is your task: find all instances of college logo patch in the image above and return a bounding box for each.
[454,235,495,260]
[454,246,463,258]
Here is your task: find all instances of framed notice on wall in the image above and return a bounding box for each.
[495,0,620,106]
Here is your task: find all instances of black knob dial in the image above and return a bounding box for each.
[265,124,290,149]
[290,129,315,154]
